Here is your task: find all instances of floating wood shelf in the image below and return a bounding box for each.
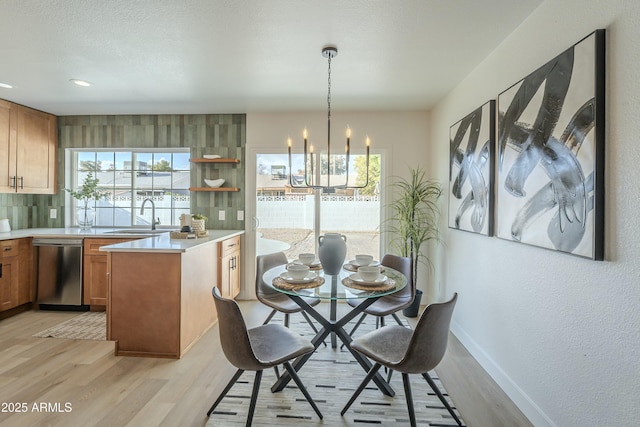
[189,187,240,192]
[190,158,240,164]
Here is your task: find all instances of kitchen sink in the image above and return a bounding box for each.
[104,229,170,235]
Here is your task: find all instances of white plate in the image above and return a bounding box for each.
[203,154,222,159]
[280,271,317,284]
[349,273,388,285]
[348,259,380,267]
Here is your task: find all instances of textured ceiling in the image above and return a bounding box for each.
[0,0,541,115]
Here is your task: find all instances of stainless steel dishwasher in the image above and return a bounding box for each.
[33,238,84,308]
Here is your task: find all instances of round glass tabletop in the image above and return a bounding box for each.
[263,263,407,300]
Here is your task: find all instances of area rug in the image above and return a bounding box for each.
[33,311,106,341]
[206,315,465,426]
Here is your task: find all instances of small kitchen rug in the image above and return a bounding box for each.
[33,311,106,341]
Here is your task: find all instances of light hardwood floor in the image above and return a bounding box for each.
[0,302,531,427]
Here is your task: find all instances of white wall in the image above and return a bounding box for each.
[430,1,640,426]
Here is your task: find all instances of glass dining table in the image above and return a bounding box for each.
[262,263,407,397]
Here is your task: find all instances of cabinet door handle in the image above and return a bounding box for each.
[0,263,2,278]
[19,176,24,189]
[3,246,12,252]
[10,176,16,189]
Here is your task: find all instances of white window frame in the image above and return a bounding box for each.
[64,148,191,228]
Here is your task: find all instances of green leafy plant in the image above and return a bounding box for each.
[65,171,109,206]
[387,166,442,289]
[192,213,208,222]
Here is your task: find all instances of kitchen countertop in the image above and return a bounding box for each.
[0,228,244,253]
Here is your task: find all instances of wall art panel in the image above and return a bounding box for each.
[449,100,495,236]
[496,30,605,260]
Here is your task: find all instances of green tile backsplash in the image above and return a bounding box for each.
[0,114,246,230]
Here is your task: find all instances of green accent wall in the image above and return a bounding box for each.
[0,114,246,230]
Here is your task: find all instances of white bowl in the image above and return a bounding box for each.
[203,154,221,159]
[298,253,316,265]
[287,264,310,280]
[355,254,374,266]
[204,178,225,188]
[358,266,381,282]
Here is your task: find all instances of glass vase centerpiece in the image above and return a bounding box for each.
[65,171,109,230]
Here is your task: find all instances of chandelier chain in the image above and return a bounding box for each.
[327,54,332,121]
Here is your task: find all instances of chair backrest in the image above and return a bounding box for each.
[212,287,264,371]
[396,292,458,374]
[380,254,413,302]
[255,252,289,300]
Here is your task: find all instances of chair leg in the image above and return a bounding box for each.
[207,368,245,416]
[262,309,277,325]
[245,370,263,427]
[392,312,404,326]
[284,313,290,327]
[283,361,323,419]
[387,368,393,383]
[341,313,367,349]
[273,365,280,379]
[422,373,462,426]
[350,313,367,335]
[341,362,382,416]
[402,373,416,427]
[380,316,386,327]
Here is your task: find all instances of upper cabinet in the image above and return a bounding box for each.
[0,100,57,194]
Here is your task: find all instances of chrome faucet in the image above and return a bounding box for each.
[140,198,161,230]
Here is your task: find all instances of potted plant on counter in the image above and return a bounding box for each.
[65,171,109,230]
[386,166,442,315]
[191,213,208,234]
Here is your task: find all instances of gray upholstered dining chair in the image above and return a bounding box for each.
[346,254,413,337]
[341,293,461,427]
[207,287,323,426]
[256,252,321,331]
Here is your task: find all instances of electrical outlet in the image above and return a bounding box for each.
[237,210,244,221]
[218,210,226,221]
[49,208,57,219]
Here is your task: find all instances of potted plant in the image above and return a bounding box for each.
[191,213,208,234]
[65,171,109,229]
[386,166,442,313]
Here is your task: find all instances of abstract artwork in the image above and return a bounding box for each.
[449,100,495,235]
[496,30,605,260]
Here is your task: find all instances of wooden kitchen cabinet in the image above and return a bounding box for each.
[218,235,241,298]
[0,99,57,194]
[0,239,32,312]
[83,238,138,307]
[0,240,20,311]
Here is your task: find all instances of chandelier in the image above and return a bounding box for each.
[287,45,370,192]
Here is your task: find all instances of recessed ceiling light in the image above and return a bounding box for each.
[0,82,13,89]
[70,79,92,87]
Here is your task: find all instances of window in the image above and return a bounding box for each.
[255,152,382,261]
[65,149,190,228]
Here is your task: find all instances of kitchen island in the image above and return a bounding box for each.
[100,230,243,359]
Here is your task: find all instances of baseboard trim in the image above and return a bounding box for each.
[450,320,557,427]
